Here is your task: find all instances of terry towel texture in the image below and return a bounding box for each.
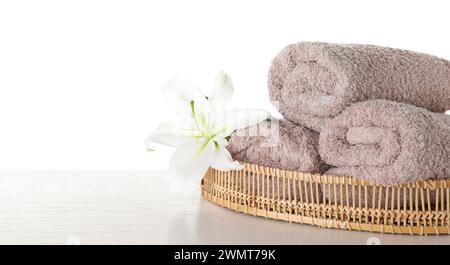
[227,119,326,173]
[268,42,450,132]
[319,100,450,185]
[227,119,325,200]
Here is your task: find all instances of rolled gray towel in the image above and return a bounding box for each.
[227,119,327,173]
[319,100,450,185]
[226,119,326,201]
[268,42,450,132]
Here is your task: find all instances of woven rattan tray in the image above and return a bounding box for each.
[201,163,450,235]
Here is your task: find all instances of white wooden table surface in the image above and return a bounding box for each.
[0,171,449,245]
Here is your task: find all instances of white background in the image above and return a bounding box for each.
[0,0,449,170]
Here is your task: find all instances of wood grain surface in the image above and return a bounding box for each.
[0,171,448,245]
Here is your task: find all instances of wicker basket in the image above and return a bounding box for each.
[201,163,450,235]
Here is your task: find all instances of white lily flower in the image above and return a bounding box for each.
[147,71,271,195]
[209,70,234,110]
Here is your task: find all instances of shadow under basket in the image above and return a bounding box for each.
[201,163,450,235]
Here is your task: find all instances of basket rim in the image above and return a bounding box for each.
[231,162,450,189]
[202,163,450,235]
[201,188,450,235]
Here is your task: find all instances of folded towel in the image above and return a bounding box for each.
[227,119,326,173]
[319,100,450,185]
[227,119,325,201]
[268,42,450,132]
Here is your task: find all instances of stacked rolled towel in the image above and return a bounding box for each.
[268,42,450,132]
[227,118,326,173]
[227,119,326,199]
[319,100,450,185]
[227,41,450,198]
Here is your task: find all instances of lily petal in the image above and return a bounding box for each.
[209,71,234,110]
[211,140,244,171]
[146,121,191,148]
[162,74,210,125]
[167,140,215,194]
[211,109,271,140]
[169,141,214,197]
